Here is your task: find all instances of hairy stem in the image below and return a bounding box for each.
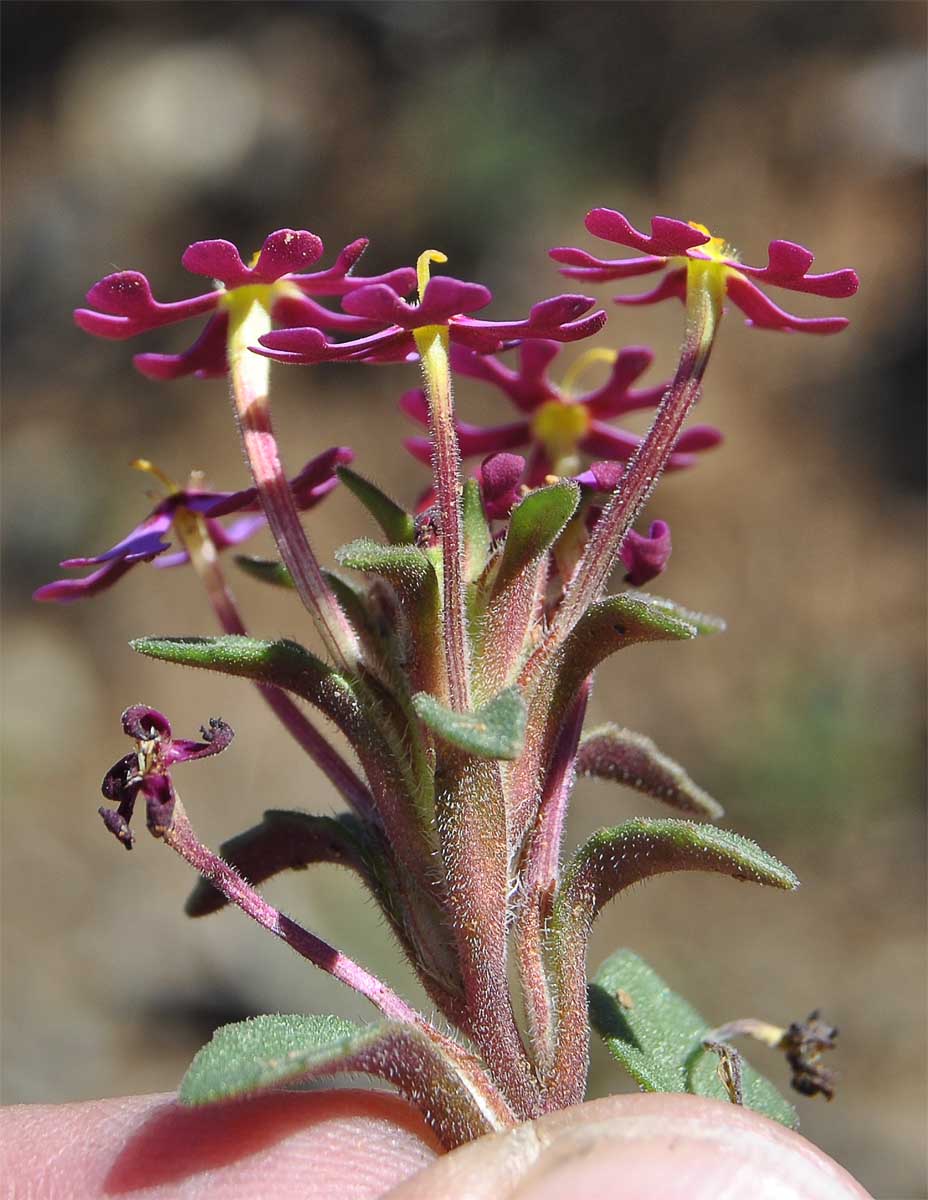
[415,323,471,712]
[225,294,361,671]
[172,505,376,821]
[514,680,589,1078]
[549,269,723,643]
[165,797,420,1024]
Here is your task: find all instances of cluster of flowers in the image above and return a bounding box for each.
[37,208,856,1148]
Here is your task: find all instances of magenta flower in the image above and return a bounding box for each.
[551,210,859,334]
[475,450,671,584]
[571,461,672,585]
[254,274,607,366]
[74,231,417,379]
[401,339,721,483]
[34,447,352,602]
[476,452,528,521]
[100,706,233,848]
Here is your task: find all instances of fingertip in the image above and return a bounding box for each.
[385,1095,872,1200]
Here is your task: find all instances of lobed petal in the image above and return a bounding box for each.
[164,716,234,765]
[583,346,663,418]
[255,325,413,364]
[456,419,530,457]
[59,509,174,567]
[122,704,172,741]
[581,420,704,471]
[75,272,219,339]
[398,387,430,425]
[205,446,354,517]
[725,274,850,334]
[574,460,624,492]
[585,209,710,257]
[182,239,252,286]
[33,557,139,603]
[289,238,417,297]
[251,229,325,282]
[736,240,859,299]
[134,311,230,379]
[673,424,723,452]
[271,292,382,333]
[614,266,689,308]
[549,246,667,283]
[452,296,605,350]
[343,276,491,327]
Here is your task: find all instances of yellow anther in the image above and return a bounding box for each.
[560,347,618,396]
[416,249,448,302]
[130,458,180,495]
[248,249,262,269]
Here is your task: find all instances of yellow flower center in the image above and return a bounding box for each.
[686,221,737,264]
[531,399,591,475]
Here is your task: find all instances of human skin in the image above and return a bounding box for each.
[0,1090,871,1199]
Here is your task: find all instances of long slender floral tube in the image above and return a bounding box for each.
[165,797,420,1025]
[224,291,362,671]
[550,262,723,641]
[170,496,376,821]
[413,253,472,712]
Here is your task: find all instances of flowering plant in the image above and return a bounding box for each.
[38,209,856,1147]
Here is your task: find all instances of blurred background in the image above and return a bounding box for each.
[2,2,925,1195]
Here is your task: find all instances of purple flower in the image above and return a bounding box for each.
[619,520,672,586]
[100,706,234,847]
[477,453,528,520]
[254,273,607,366]
[571,463,672,585]
[74,231,417,379]
[34,447,352,602]
[474,451,671,584]
[551,210,859,335]
[401,340,721,484]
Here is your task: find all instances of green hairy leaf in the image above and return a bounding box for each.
[337,466,416,544]
[576,724,724,820]
[492,480,579,595]
[234,555,294,588]
[179,1013,511,1148]
[462,477,492,582]
[561,817,798,919]
[589,949,798,1129]
[131,634,338,700]
[413,687,527,760]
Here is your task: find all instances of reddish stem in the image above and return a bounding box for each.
[514,680,589,1078]
[415,324,471,712]
[174,507,376,821]
[165,800,420,1025]
[550,277,721,643]
[226,296,361,672]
